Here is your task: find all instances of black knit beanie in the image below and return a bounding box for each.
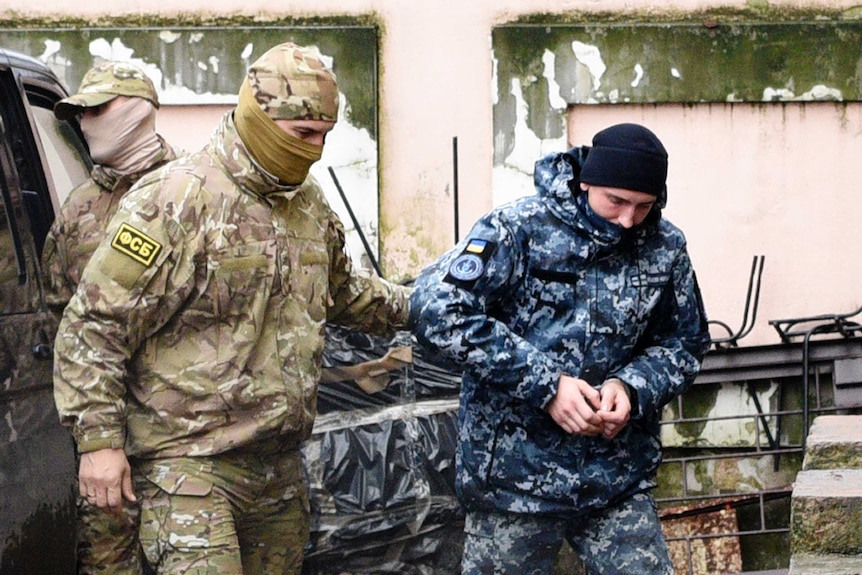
[579,123,668,199]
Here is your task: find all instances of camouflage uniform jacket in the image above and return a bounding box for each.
[410,148,710,516]
[53,112,411,458]
[41,136,179,318]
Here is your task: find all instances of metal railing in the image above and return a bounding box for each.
[655,350,862,574]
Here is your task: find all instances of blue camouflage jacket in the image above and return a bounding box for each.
[409,147,710,516]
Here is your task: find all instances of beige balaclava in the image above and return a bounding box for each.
[55,61,162,174]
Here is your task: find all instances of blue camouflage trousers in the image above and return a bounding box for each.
[133,446,309,575]
[461,492,672,575]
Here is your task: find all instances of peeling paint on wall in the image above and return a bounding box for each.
[490,20,862,206]
[0,27,379,129]
[662,381,781,448]
[494,22,862,107]
[0,26,385,266]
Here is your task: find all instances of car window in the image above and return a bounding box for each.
[30,104,89,209]
[0,176,20,315]
[0,51,81,575]
[0,130,36,316]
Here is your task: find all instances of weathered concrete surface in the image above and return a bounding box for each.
[803,416,862,471]
[789,552,862,575]
[791,469,862,555]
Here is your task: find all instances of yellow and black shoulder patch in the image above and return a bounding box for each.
[110,223,162,266]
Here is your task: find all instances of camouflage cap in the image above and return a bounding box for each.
[54,61,160,121]
[246,42,339,122]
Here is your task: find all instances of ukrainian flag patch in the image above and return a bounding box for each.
[465,239,489,254]
[110,223,162,266]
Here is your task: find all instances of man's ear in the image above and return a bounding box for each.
[580,182,589,192]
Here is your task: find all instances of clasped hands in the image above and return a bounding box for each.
[547,375,631,439]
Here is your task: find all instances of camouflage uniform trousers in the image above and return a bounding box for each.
[132,445,309,575]
[77,495,143,575]
[461,491,672,575]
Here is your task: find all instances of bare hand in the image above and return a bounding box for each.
[598,378,632,439]
[547,374,604,435]
[79,447,136,510]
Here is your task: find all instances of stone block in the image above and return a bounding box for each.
[791,469,862,555]
[804,416,862,471]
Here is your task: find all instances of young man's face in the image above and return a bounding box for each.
[581,183,657,229]
[274,119,336,147]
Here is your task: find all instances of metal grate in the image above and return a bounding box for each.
[656,340,862,574]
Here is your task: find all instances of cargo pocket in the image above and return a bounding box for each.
[145,463,214,497]
[288,241,329,323]
[137,460,220,563]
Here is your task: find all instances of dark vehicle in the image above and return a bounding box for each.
[0,47,91,574]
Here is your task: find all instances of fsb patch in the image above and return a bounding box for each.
[110,223,162,266]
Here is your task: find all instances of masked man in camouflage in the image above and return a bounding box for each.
[53,42,411,575]
[43,60,180,575]
[45,61,180,320]
[410,123,710,575]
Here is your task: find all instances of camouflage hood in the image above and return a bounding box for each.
[209,111,304,201]
[532,147,661,249]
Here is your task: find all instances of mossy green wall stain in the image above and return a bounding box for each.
[508,6,857,27]
[656,449,803,502]
[778,378,806,446]
[493,21,862,105]
[492,15,862,172]
[0,14,382,29]
[0,21,387,264]
[0,24,379,137]
[663,382,720,442]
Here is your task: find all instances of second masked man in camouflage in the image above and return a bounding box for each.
[44,60,181,575]
[53,42,411,574]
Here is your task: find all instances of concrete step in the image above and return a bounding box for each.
[789,552,862,575]
[791,469,862,555]
[804,415,862,471]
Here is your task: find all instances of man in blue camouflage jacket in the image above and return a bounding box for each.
[410,123,710,574]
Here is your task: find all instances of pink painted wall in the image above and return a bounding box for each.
[568,103,862,346]
[5,0,860,347]
[156,105,230,155]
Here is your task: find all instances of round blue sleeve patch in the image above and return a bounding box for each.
[448,253,485,281]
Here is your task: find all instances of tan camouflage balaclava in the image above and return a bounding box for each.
[234,42,339,186]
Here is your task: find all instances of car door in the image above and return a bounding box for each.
[0,48,91,575]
